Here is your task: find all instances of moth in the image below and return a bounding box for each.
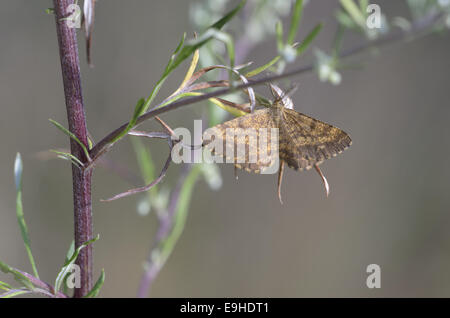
[203,84,352,203]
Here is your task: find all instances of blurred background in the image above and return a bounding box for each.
[1,0,450,297]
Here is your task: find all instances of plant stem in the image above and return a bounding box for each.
[12,267,68,298]
[53,0,93,297]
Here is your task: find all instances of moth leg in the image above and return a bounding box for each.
[314,164,330,197]
[277,160,285,204]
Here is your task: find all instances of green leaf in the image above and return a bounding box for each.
[209,0,246,30]
[49,119,91,162]
[54,235,99,295]
[166,0,244,75]
[14,153,22,192]
[128,97,147,130]
[65,240,75,263]
[255,93,272,108]
[143,0,245,112]
[276,21,284,52]
[159,91,204,109]
[287,0,304,45]
[87,136,94,150]
[110,98,146,144]
[0,280,13,291]
[51,150,84,168]
[83,269,105,298]
[131,137,156,191]
[245,55,281,78]
[340,0,366,27]
[159,167,202,264]
[109,1,246,147]
[296,23,323,56]
[207,29,235,80]
[0,288,31,298]
[359,0,369,14]
[14,153,39,279]
[0,261,34,290]
[140,33,187,115]
[62,240,75,295]
[336,10,357,29]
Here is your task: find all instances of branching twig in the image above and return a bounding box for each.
[7,267,68,298]
[89,11,443,164]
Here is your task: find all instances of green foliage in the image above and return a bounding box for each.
[145,0,245,112]
[50,150,84,168]
[0,261,34,291]
[14,153,39,279]
[110,97,146,144]
[245,56,281,78]
[337,0,389,39]
[49,119,91,161]
[0,280,13,291]
[287,0,304,45]
[273,0,323,68]
[296,23,323,56]
[0,289,31,298]
[54,235,99,295]
[62,240,75,295]
[156,166,202,268]
[83,269,105,298]
[107,0,246,150]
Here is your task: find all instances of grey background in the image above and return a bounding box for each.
[1,0,450,297]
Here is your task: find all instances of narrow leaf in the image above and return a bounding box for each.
[159,167,202,265]
[110,98,146,144]
[131,137,156,194]
[296,23,323,56]
[245,56,281,77]
[49,119,91,161]
[0,280,13,291]
[209,98,248,117]
[83,269,105,298]
[139,1,245,116]
[209,0,246,30]
[0,288,32,298]
[51,150,84,168]
[164,0,245,78]
[340,0,366,27]
[54,235,99,294]
[141,33,186,114]
[14,153,39,279]
[62,240,75,296]
[276,21,284,52]
[65,240,75,263]
[0,260,34,290]
[287,0,304,45]
[171,49,200,96]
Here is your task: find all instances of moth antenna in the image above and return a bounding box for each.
[277,161,285,204]
[314,164,330,197]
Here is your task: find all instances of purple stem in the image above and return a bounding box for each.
[15,268,68,298]
[53,0,93,298]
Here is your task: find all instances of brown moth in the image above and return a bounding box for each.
[203,84,352,203]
